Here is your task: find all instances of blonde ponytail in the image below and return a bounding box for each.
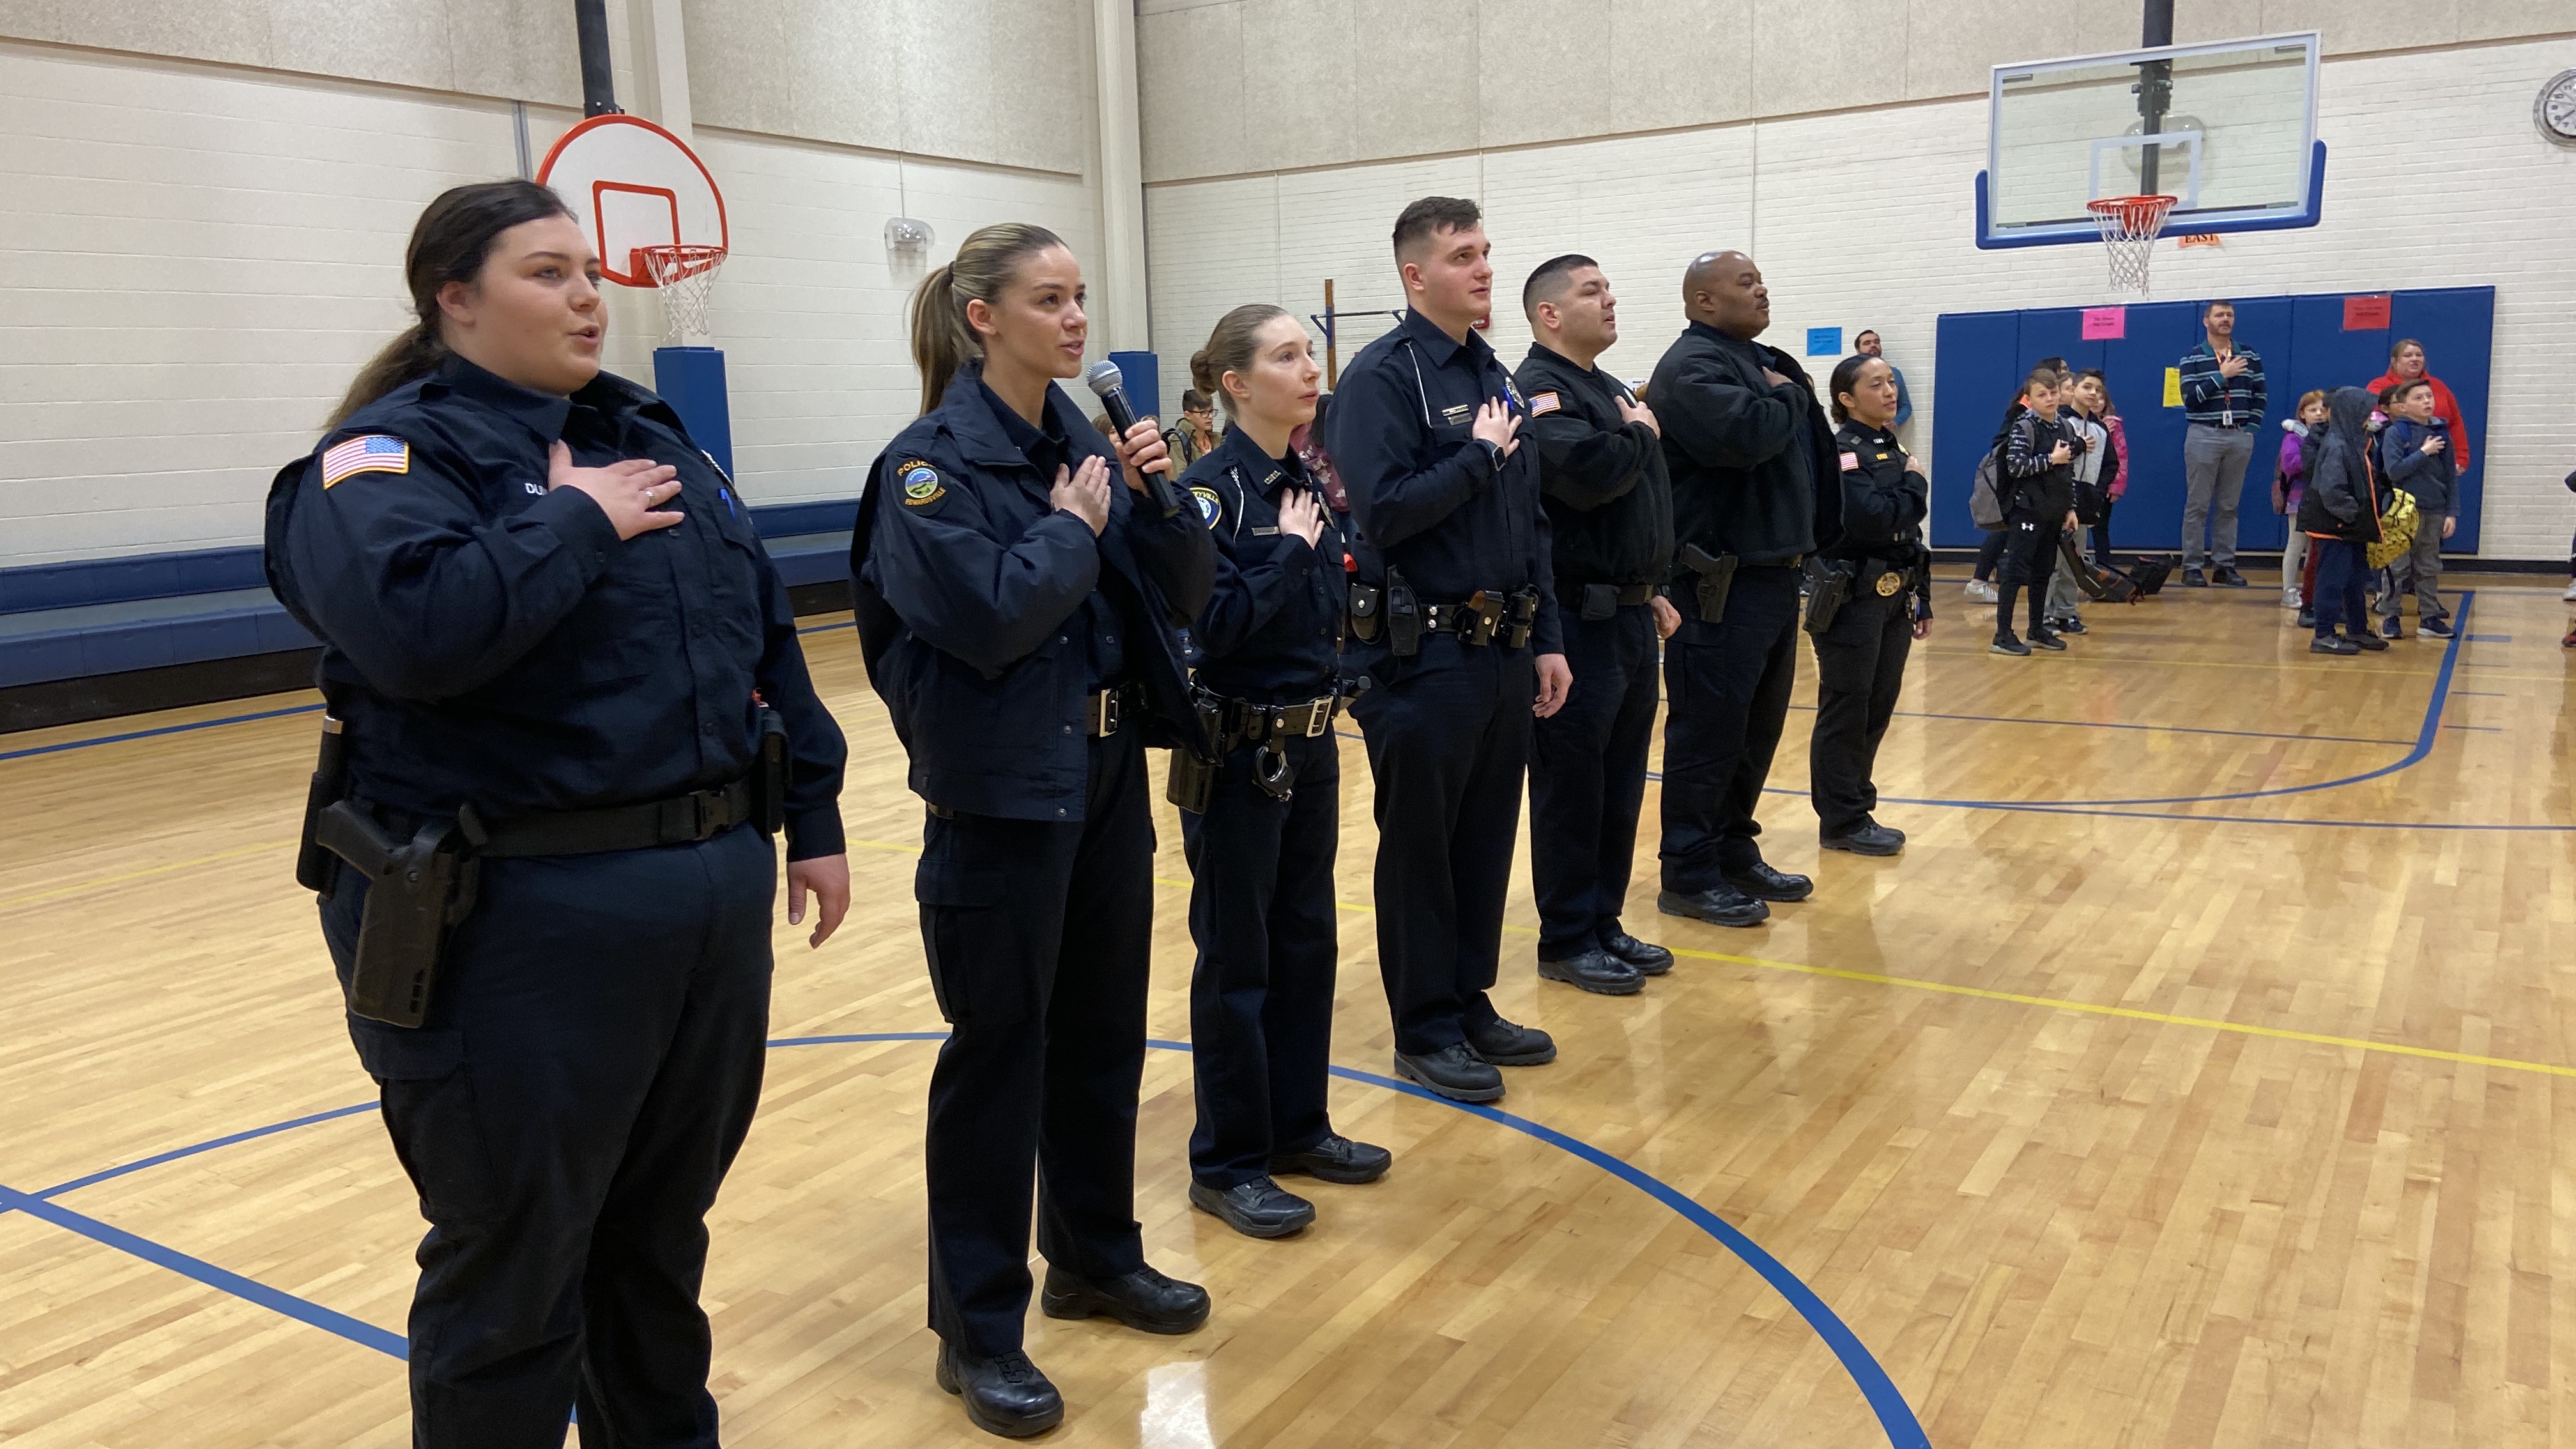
[906,221,1066,416]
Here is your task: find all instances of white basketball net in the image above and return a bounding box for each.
[638,244,727,346]
[2087,195,2177,296]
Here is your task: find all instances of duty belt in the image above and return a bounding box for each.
[1086,684,1142,737]
[1422,586,1541,647]
[468,778,759,858]
[1204,689,1346,749]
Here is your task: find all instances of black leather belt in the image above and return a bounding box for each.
[1561,581,1655,607]
[1085,684,1141,737]
[1208,691,1344,748]
[471,779,757,859]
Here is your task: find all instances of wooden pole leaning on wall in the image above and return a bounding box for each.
[1323,279,1339,389]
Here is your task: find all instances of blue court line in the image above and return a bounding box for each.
[0,702,323,762]
[0,1181,408,1358]
[1785,703,2405,747]
[2465,634,2511,642]
[7,1031,1928,1449]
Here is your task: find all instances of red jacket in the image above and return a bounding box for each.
[2366,371,2469,471]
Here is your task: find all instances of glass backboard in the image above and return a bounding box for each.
[1976,33,2322,249]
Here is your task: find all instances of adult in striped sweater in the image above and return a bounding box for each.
[2177,299,2266,588]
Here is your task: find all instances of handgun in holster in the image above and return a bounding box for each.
[1802,558,1855,636]
[314,801,480,1029]
[753,705,789,835]
[1347,579,1383,643]
[1384,568,1423,657]
[1502,586,1540,647]
[1163,691,1225,815]
[1680,544,1738,624]
[1462,590,1504,645]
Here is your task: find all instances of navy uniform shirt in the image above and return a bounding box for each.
[263,354,848,859]
[1511,342,1673,590]
[1827,418,1933,619]
[852,358,1215,822]
[1650,321,1841,570]
[1324,309,1561,658]
[1181,425,1346,703]
[977,377,1127,687]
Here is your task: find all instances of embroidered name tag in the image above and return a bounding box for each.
[1441,404,1474,425]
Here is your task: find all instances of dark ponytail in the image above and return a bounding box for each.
[328,179,576,429]
[1827,353,1873,424]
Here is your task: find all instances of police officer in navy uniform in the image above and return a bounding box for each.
[1169,306,1393,1241]
[1326,196,1570,1105]
[264,181,850,1447]
[1810,352,1931,857]
[1650,250,1842,929]
[1512,256,1678,998]
[849,223,1215,1438]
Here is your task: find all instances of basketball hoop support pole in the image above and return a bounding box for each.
[574,0,618,116]
[2136,0,2174,193]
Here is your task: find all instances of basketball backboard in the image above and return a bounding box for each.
[535,114,728,288]
[1975,32,2324,249]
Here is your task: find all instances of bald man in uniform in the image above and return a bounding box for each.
[1648,251,1841,928]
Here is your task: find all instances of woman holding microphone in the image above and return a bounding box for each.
[1170,307,1393,1242]
[851,223,1216,1437]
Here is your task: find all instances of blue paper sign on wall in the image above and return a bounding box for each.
[1805,326,1843,358]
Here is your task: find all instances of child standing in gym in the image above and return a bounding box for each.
[1992,369,2079,656]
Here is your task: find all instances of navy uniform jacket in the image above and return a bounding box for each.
[1510,342,1672,590]
[1827,418,1933,620]
[1324,309,1562,663]
[1650,321,1843,572]
[850,358,1215,822]
[263,355,848,859]
[1181,425,1346,704]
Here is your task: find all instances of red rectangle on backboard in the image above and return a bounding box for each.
[2081,307,2126,341]
[2343,295,2392,330]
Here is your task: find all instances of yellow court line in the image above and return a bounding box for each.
[0,839,294,913]
[844,837,2576,1081]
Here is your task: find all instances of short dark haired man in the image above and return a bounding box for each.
[1512,256,1676,999]
[1328,195,1572,1103]
[1648,250,1841,927]
[1851,330,1913,429]
[2177,298,2265,586]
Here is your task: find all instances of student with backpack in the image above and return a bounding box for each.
[2295,387,2391,656]
[1990,369,2080,656]
[2048,372,2110,634]
[1964,356,2067,605]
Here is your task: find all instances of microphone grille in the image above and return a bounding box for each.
[1082,360,1125,398]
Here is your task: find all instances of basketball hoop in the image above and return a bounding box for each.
[2087,195,2177,296]
[638,243,726,346]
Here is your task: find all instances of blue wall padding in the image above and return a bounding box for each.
[654,346,734,477]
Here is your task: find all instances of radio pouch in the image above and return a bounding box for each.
[1579,583,1618,622]
[316,802,479,1029]
[1384,569,1423,657]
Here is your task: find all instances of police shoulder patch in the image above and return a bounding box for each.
[320,434,410,489]
[894,459,946,508]
[1838,450,1861,471]
[1190,485,1224,529]
[1529,391,1561,417]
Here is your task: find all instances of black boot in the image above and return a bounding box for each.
[937,1341,1064,1439]
[1039,1263,1210,1334]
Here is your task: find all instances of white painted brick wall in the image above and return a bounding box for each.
[1144,35,2576,560]
[0,40,1099,567]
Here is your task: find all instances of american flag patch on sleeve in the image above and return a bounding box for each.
[1528,392,1561,417]
[321,434,410,488]
[1838,450,1860,471]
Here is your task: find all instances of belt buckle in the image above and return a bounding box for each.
[1304,698,1332,737]
[1091,689,1120,736]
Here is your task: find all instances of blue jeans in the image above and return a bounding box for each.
[2311,538,2369,638]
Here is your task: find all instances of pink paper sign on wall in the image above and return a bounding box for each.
[2081,307,2127,341]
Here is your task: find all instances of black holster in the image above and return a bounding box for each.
[1502,586,1540,647]
[1347,580,1383,643]
[1384,568,1423,657]
[1680,544,1738,624]
[295,715,349,893]
[1803,559,1855,636]
[752,705,788,835]
[315,802,479,1029]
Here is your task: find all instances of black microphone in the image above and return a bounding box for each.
[1084,360,1182,518]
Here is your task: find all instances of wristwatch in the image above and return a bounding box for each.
[1474,438,1507,474]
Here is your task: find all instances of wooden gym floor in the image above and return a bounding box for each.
[3,574,2573,1448]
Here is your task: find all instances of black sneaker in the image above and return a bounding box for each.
[1537,949,1644,996]
[2212,566,2249,587]
[1188,1177,1315,1239]
[2183,568,2209,588]
[1393,1042,1505,1101]
[2354,631,2388,652]
[1658,885,1769,927]
[2310,635,2359,655]
[1723,861,1814,901]
[2296,609,2315,629]
[2420,616,2455,638]
[1990,633,2032,656]
[1270,1133,1393,1184]
[1466,1016,1558,1066]
[2027,629,2068,651]
[937,1342,1064,1439]
[1039,1263,1210,1335]
[1600,930,1674,976]
[2054,617,2089,634]
[1821,821,1905,856]
[2380,617,2402,640]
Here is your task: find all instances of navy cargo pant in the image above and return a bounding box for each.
[1660,565,1801,892]
[321,822,775,1449]
[1182,731,1341,1188]
[1528,599,1659,961]
[916,730,1153,1356]
[1806,586,1914,838]
[1351,637,1534,1055]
